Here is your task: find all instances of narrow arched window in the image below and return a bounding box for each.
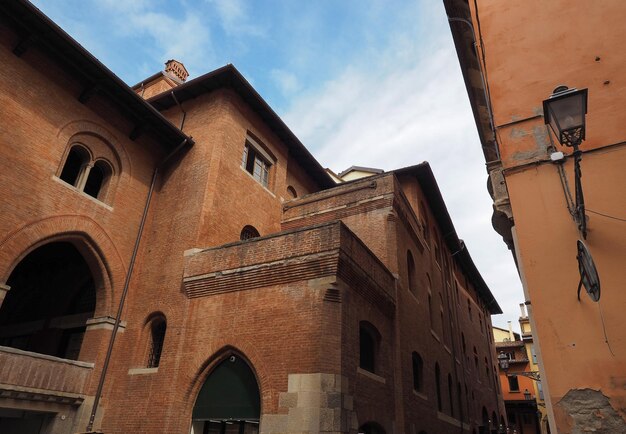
[84,160,112,199]
[359,321,379,373]
[407,250,417,296]
[412,352,423,392]
[147,317,166,368]
[240,225,260,240]
[287,185,298,199]
[435,363,442,411]
[60,145,90,186]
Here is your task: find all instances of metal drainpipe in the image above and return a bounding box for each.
[85,137,190,433]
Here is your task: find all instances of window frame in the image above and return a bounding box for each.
[241,136,275,189]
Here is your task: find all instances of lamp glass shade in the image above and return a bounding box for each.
[497,352,509,370]
[543,88,588,145]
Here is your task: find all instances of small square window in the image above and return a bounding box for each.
[242,139,272,188]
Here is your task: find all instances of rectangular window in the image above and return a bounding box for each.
[242,139,272,187]
[508,375,520,392]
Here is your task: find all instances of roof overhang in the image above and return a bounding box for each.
[147,64,336,190]
[443,0,498,165]
[394,163,502,314]
[0,0,193,151]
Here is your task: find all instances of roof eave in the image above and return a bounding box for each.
[394,163,502,314]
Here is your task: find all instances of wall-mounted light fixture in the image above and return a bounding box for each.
[543,86,588,237]
[543,86,601,302]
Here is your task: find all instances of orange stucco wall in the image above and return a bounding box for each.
[469,0,626,431]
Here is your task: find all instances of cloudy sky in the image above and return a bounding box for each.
[32,0,524,330]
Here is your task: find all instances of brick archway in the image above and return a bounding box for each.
[184,344,272,432]
[0,215,126,316]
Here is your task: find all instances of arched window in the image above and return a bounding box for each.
[468,299,472,320]
[240,225,260,240]
[427,274,434,327]
[147,315,167,368]
[407,250,417,296]
[435,362,442,411]
[419,201,430,241]
[0,242,96,360]
[60,145,90,186]
[484,357,490,383]
[58,143,116,203]
[287,185,298,199]
[412,352,423,392]
[359,321,380,373]
[84,160,112,200]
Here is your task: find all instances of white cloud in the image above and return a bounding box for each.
[283,25,525,330]
[94,1,214,77]
[270,69,301,96]
[206,0,265,37]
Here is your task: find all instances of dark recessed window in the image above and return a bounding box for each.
[60,145,89,186]
[412,352,423,392]
[287,185,298,199]
[242,141,271,187]
[59,145,113,203]
[147,316,166,368]
[435,363,442,411]
[240,225,260,240]
[508,375,520,392]
[359,322,379,373]
[407,250,417,296]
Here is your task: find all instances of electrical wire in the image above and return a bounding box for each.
[586,208,626,222]
[597,301,616,357]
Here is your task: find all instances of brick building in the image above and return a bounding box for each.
[0,1,504,433]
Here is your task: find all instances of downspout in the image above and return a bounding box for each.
[85,137,191,433]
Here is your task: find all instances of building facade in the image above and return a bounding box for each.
[0,1,504,433]
[445,0,626,432]
[493,307,547,434]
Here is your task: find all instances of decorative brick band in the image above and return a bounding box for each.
[184,251,340,298]
[281,195,393,230]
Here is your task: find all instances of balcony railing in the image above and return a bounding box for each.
[0,345,93,405]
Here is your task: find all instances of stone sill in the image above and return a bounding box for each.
[357,367,386,384]
[128,367,159,375]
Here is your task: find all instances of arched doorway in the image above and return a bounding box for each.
[190,355,260,434]
[0,242,96,360]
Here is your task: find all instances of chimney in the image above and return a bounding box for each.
[164,59,189,82]
[508,321,515,341]
[520,303,527,318]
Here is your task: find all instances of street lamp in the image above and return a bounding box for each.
[543,86,601,302]
[543,86,589,238]
[497,351,541,381]
[524,389,532,400]
[543,86,588,148]
[497,351,509,371]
